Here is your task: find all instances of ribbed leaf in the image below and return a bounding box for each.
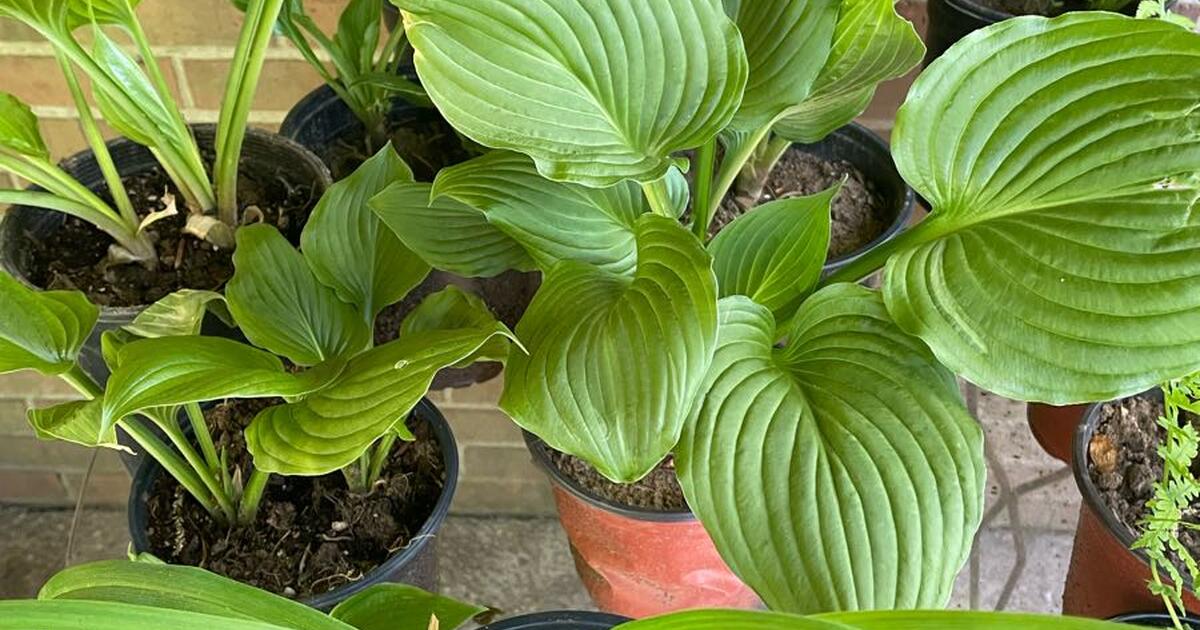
[28,399,119,449]
[40,560,347,630]
[301,145,430,319]
[0,601,301,630]
[774,0,924,142]
[330,584,485,630]
[883,14,1200,403]
[619,609,1129,629]
[501,215,718,483]
[66,0,141,29]
[227,224,370,367]
[89,27,178,148]
[677,288,983,613]
[728,0,839,131]
[0,272,97,376]
[245,323,515,475]
[101,336,344,431]
[708,188,835,322]
[123,290,231,339]
[370,181,535,278]
[396,0,748,186]
[0,91,49,158]
[400,286,511,365]
[432,151,646,275]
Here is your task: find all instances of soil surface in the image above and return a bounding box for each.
[144,398,446,600]
[541,442,688,512]
[977,0,1131,16]
[324,104,472,181]
[712,147,890,260]
[1089,396,1200,571]
[20,162,317,308]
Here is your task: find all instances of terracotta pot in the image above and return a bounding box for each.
[524,434,760,618]
[1064,396,1200,618]
[1026,403,1089,465]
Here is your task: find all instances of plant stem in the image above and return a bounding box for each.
[0,191,152,261]
[366,433,397,488]
[121,418,223,517]
[54,51,138,230]
[817,215,945,288]
[641,179,676,218]
[237,468,270,526]
[60,365,101,399]
[704,123,773,228]
[691,137,717,240]
[160,417,237,523]
[185,402,220,473]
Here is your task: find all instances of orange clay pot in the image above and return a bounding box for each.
[1027,403,1090,465]
[1064,397,1200,618]
[525,434,761,618]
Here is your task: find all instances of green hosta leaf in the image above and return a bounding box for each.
[301,145,430,319]
[400,286,510,365]
[331,584,485,630]
[0,272,97,376]
[370,181,535,278]
[40,560,346,630]
[432,151,645,275]
[774,0,924,143]
[245,322,516,475]
[123,290,231,339]
[333,0,381,73]
[66,0,141,29]
[0,601,305,630]
[102,336,344,432]
[677,287,983,613]
[728,0,839,131]
[227,224,370,366]
[884,14,1200,403]
[708,187,835,322]
[28,399,121,450]
[618,609,1129,629]
[89,27,177,149]
[501,215,718,483]
[0,92,49,158]
[396,0,749,187]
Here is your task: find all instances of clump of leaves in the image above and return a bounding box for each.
[1134,373,1200,630]
[1138,0,1199,28]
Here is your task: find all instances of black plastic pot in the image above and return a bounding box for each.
[127,398,457,611]
[798,122,915,279]
[1113,613,1200,627]
[479,611,631,630]
[0,125,331,387]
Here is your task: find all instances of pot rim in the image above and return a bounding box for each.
[0,124,331,318]
[937,0,1168,25]
[522,431,696,523]
[812,122,917,276]
[1110,612,1200,625]
[479,610,632,630]
[1072,390,1196,593]
[126,397,457,610]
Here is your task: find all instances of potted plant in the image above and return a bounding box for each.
[261,0,540,389]
[15,146,518,608]
[381,0,1200,619]
[0,0,331,388]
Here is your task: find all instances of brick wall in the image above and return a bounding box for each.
[0,0,1197,512]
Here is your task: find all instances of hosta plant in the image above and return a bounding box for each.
[0,0,294,264]
[15,146,517,526]
[380,0,1200,616]
[3,559,1138,629]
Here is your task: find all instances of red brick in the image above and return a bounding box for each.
[184,59,325,111]
[0,438,126,474]
[443,406,522,445]
[461,444,542,481]
[450,479,556,516]
[449,375,505,405]
[61,471,131,507]
[0,372,81,400]
[0,470,68,503]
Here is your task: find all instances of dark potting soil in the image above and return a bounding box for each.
[712,147,889,260]
[326,108,472,181]
[23,167,317,308]
[545,446,688,512]
[977,0,1127,16]
[144,398,445,600]
[1088,396,1200,569]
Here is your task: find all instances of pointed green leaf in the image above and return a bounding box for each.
[123,290,231,339]
[677,288,983,613]
[618,609,1130,629]
[66,0,141,30]
[40,560,348,630]
[728,0,839,131]
[708,188,834,321]
[370,181,535,278]
[432,151,646,275]
[400,286,510,365]
[331,584,485,630]
[774,0,925,143]
[500,215,718,483]
[883,14,1200,403]
[332,0,381,73]
[102,336,344,431]
[89,27,178,148]
[0,272,97,376]
[396,0,749,187]
[245,323,516,475]
[0,91,49,158]
[227,224,370,366]
[301,145,430,319]
[0,601,303,630]
[28,398,121,450]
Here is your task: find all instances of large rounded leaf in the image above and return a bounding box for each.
[677,287,983,613]
[620,609,1129,630]
[883,14,1200,403]
[396,0,748,187]
[501,215,718,483]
